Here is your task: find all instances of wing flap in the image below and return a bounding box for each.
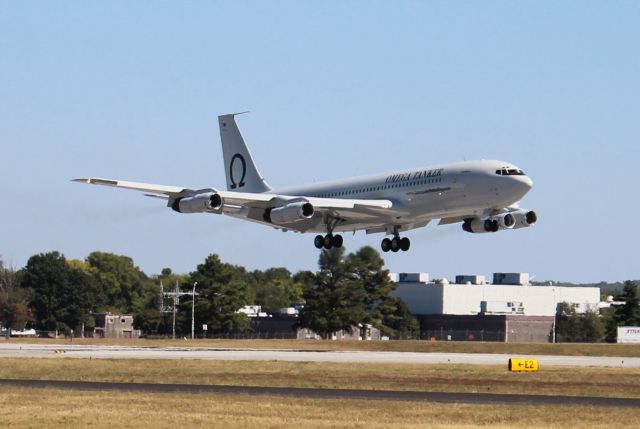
[307,197,393,210]
[215,191,393,211]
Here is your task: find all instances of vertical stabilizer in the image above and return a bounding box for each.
[218,113,272,193]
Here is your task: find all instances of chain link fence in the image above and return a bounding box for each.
[3,329,615,343]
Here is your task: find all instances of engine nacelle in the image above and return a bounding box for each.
[496,213,515,229]
[512,209,537,229]
[462,213,515,233]
[171,193,223,214]
[463,217,490,233]
[264,202,314,225]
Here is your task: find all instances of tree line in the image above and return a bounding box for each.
[0,247,419,339]
[555,281,640,342]
[2,250,638,342]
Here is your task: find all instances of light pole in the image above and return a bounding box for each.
[172,281,177,340]
[551,286,557,344]
[191,282,198,340]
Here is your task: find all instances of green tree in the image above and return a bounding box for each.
[86,252,156,314]
[298,248,367,339]
[615,281,640,326]
[0,259,30,334]
[134,307,166,335]
[555,302,605,342]
[134,267,189,336]
[345,246,396,330]
[602,307,618,342]
[603,280,640,342]
[251,268,303,313]
[188,254,251,335]
[299,246,413,339]
[20,252,101,333]
[581,309,605,342]
[293,270,316,289]
[555,302,581,342]
[379,296,420,338]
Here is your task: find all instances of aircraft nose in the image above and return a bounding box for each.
[513,175,533,196]
[520,175,533,190]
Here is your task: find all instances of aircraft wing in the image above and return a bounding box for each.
[218,192,396,233]
[73,177,396,233]
[72,178,186,196]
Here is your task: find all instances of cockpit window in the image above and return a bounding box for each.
[496,168,525,176]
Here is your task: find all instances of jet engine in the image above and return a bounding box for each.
[171,193,223,214]
[463,210,537,233]
[264,202,314,225]
[463,217,490,233]
[462,213,515,233]
[511,209,537,229]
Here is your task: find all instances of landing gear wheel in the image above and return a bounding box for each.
[381,238,391,253]
[323,234,334,249]
[400,237,411,252]
[314,235,324,249]
[333,234,343,248]
[390,237,400,252]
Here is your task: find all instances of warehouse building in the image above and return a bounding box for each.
[391,273,601,343]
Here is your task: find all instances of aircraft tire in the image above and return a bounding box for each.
[390,238,400,252]
[381,238,391,252]
[323,234,334,249]
[400,237,410,251]
[333,234,343,248]
[314,235,324,249]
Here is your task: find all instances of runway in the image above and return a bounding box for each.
[1,379,638,408]
[1,343,639,367]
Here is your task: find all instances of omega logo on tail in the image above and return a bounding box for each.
[229,153,247,189]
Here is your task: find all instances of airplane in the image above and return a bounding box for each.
[73,113,537,253]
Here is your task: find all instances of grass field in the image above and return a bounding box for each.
[0,387,638,429]
[1,358,639,398]
[5,337,640,357]
[2,341,639,428]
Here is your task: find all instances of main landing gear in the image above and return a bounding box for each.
[381,235,410,253]
[314,233,343,250]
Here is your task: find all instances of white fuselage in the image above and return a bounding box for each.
[269,159,533,234]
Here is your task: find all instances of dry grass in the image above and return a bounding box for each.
[1,358,639,398]
[0,387,638,429]
[5,337,640,357]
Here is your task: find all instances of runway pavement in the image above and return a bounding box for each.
[1,343,639,367]
[1,378,639,408]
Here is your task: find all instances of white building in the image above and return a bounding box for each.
[391,273,601,317]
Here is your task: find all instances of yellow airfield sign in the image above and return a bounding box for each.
[508,358,539,372]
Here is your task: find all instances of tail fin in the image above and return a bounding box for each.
[218,113,272,193]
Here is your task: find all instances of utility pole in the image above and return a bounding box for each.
[160,280,199,340]
[172,282,177,339]
[191,282,198,340]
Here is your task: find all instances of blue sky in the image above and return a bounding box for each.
[1,2,638,283]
